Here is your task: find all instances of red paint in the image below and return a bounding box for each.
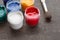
[25,6,40,27]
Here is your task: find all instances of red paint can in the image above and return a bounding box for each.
[25,6,40,27]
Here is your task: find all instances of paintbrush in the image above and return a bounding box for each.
[41,0,52,22]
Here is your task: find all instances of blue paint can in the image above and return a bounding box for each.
[3,0,12,6]
[6,1,21,13]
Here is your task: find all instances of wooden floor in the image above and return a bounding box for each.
[0,0,60,40]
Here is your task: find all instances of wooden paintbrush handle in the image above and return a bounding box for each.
[42,2,48,12]
[41,2,52,22]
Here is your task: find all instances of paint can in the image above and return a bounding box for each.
[25,6,40,27]
[0,5,7,23]
[7,11,24,30]
[6,1,21,13]
[20,0,34,11]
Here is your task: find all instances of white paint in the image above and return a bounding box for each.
[7,11,24,30]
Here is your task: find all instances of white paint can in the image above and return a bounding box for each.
[7,11,24,30]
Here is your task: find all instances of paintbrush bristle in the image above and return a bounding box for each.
[45,12,52,22]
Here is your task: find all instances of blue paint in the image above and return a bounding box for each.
[3,0,12,6]
[6,1,21,13]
